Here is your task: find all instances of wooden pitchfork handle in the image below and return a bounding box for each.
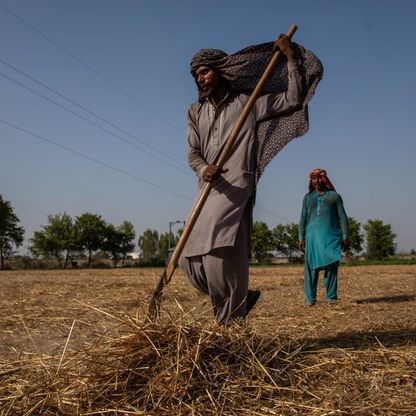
[148,24,298,319]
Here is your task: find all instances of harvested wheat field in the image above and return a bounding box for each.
[0,264,415,415]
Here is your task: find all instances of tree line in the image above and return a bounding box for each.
[250,218,396,263]
[30,213,136,268]
[0,194,400,269]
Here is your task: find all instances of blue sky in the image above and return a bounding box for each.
[1,0,415,253]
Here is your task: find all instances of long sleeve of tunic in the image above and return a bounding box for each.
[183,60,302,257]
[299,190,349,269]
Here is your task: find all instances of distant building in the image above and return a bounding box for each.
[126,252,140,260]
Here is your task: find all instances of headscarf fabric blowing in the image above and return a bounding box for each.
[189,41,324,183]
[309,168,336,192]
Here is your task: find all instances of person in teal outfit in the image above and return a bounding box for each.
[298,169,349,306]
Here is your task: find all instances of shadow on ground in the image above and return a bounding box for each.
[355,294,416,304]
[302,327,416,350]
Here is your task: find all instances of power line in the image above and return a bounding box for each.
[0,67,294,222]
[1,3,293,222]
[0,70,192,177]
[0,2,185,135]
[1,111,295,223]
[0,57,188,173]
[1,68,298,223]
[0,118,192,201]
[255,204,292,224]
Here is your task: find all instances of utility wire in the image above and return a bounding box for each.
[0,118,192,201]
[0,2,185,134]
[1,3,293,222]
[0,57,188,172]
[0,70,192,177]
[1,69,295,223]
[255,204,292,224]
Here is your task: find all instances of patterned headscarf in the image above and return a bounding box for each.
[308,168,336,192]
[189,41,323,182]
[190,49,228,76]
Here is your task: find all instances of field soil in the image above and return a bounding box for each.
[1,265,415,357]
[0,264,415,414]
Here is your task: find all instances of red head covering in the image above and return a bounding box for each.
[308,168,336,192]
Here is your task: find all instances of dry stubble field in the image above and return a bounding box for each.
[1,264,415,415]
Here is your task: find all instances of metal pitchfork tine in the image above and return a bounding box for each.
[148,24,298,321]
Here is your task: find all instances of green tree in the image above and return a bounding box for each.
[344,217,364,259]
[102,222,135,267]
[251,221,274,263]
[138,229,159,262]
[272,223,302,262]
[74,213,107,267]
[118,221,136,266]
[0,195,25,269]
[158,232,171,261]
[363,219,396,260]
[30,213,79,268]
[158,231,180,260]
[102,224,123,267]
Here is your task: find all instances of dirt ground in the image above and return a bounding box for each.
[1,264,415,358]
[1,265,415,415]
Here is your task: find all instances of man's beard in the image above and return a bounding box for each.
[199,86,214,99]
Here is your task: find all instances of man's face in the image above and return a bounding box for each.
[311,176,325,192]
[195,66,222,98]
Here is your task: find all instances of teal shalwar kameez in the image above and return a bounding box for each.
[299,190,349,305]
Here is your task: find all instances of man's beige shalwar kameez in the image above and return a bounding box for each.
[179,60,302,324]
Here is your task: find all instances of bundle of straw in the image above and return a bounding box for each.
[1,309,415,415]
